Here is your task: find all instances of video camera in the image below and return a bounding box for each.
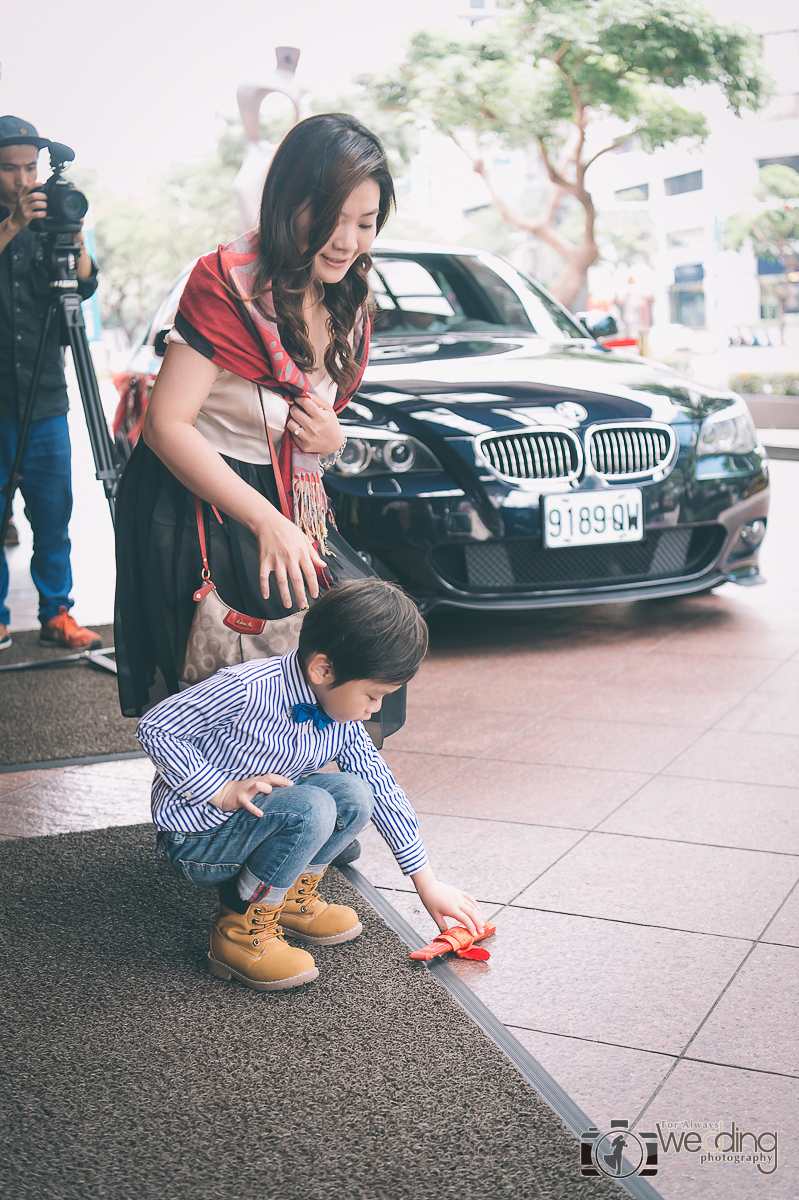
[34,141,89,235]
[31,141,90,289]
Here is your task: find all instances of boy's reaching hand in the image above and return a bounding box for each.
[411,865,486,938]
[210,774,293,818]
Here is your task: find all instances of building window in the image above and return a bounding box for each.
[667,228,704,252]
[664,170,703,196]
[674,264,704,283]
[670,286,705,327]
[614,183,649,201]
[758,154,799,171]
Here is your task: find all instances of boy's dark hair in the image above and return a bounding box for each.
[298,579,428,686]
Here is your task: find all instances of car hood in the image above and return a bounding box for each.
[357,336,736,435]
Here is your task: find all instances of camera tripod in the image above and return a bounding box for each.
[0,235,121,677]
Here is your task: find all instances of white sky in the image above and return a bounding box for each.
[2,0,795,195]
[2,0,472,193]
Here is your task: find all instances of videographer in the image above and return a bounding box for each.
[0,115,103,652]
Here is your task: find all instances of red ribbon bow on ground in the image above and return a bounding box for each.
[409,922,496,962]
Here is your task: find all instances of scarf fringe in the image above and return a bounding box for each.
[293,471,330,554]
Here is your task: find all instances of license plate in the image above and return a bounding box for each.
[543,489,644,548]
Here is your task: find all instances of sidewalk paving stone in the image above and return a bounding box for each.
[408,758,650,829]
[686,942,799,1077]
[598,776,799,856]
[356,815,586,906]
[761,888,799,949]
[513,832,799,939]
[715,688,799,736]
[611,650,780,693]
[385,707,529,758]
[498,714,699,774]
[509,1027,676,1133]
[641,1060,798,1199]
[556,681,745,728]
[664,730,799,789]
[439,906,750,1055]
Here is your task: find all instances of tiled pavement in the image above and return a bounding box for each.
[2,430,797,1197]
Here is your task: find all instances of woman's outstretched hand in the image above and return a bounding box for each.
[255,508,326,609]
[287,393,345,457]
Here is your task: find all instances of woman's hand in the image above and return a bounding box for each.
[287,393,345,456]
[254,506,327,609]
[411,866,486,938]
[210,774,294,818]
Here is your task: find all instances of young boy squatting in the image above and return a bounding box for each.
[137,579,485,991]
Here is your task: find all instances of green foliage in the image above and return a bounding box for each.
[730,372,799,397]
[364,0,767,165]
[595,210,656,266]
[725,166,799,267]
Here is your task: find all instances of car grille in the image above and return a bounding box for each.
[588,425,675,477]
[477,430,581,481]
[431,526,724,593]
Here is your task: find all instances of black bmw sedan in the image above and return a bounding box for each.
[125,240,769,613]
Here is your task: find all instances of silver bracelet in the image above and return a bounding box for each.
[320,438,347,469]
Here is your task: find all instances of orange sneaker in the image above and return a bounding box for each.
[0,622,11,650]
[39,607,102,650]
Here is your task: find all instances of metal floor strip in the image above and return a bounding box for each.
[0,750,148,775]
[341,863,664,1200]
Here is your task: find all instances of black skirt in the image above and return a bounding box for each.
[113,440,405,744]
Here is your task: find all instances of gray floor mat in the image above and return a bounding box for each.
[0,626,138,766]
[0,824,622,1200]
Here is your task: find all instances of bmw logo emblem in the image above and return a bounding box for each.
[555,401,588,423]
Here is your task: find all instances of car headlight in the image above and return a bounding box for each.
[327,428,442,477]
[696,399,757,457]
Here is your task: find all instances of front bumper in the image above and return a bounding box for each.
[326,448,770,612]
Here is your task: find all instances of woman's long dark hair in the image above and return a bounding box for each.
[254,113,394,390]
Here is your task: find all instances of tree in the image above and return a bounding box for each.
[360,0,767,305]
[726,165,799,344]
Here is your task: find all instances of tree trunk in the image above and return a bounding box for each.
[451,133,599,308]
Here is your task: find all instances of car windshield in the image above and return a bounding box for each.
[369,253,586,343]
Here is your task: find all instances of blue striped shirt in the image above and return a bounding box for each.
[136,650,428,875]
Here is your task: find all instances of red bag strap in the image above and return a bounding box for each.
[194,495,211,581]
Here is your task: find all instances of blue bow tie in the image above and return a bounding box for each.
[291,702,333,731]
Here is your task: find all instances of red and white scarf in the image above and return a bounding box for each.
[174,229,370,550]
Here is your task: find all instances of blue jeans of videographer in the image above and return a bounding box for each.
[0,413,73,626]
[156,771,374,904]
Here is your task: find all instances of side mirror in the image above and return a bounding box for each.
[153,326,172,358]
[583,313,619,340]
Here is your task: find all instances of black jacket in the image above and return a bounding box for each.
[0,207,99,421]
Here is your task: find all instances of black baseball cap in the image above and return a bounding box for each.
[0,115,50,151]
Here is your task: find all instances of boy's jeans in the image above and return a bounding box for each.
[156,772,374,904]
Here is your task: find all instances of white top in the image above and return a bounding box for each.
[167,328,339,465]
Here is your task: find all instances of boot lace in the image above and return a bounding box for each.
[248,905,283,948]
[294,873,322,915]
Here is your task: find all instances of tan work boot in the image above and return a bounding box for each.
[279,867,363,946]
[208,897,318,991]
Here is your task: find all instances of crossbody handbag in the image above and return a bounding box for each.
[180,409,307,685]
